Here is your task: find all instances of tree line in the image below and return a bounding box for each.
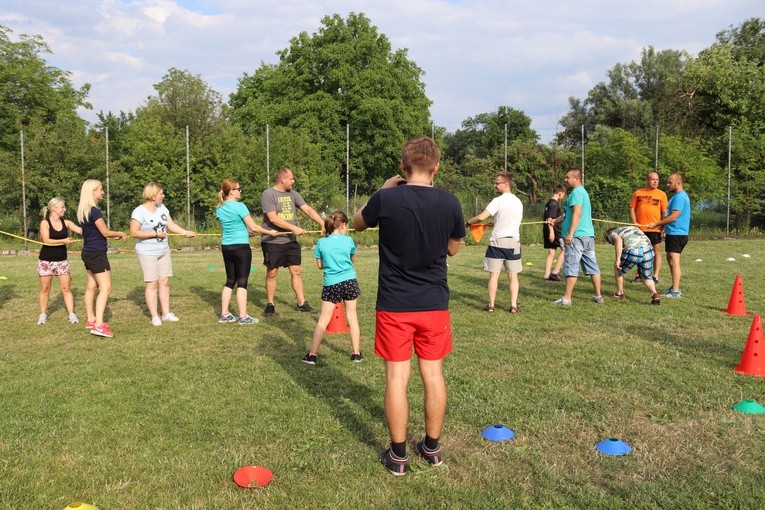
[1,15,762,235]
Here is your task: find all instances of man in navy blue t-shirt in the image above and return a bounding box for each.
[354,136,465,476]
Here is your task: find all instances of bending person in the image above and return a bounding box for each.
[130,182,196,326]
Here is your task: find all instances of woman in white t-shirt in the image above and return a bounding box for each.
[130,182,196,326]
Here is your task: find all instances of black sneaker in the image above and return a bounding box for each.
[264,303,276,316]
[415,440,443,466]
[379,448,408,476]
[302,353,317,365]
[296,301,314,313]
[351,352,364,362]
[546,273,563,282]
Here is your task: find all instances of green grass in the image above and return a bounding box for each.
[1,239,765,508]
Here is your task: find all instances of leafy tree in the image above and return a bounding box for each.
[444,106,537,166]
[0,25,90,152]
[230,12,432,199]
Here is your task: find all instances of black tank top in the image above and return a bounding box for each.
[38,218,68,262]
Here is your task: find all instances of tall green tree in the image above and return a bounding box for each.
[230,12,432,199]
[444,106,537,167]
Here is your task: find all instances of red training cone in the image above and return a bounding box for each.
[723,273,749,316]
[734,314,765,377]
[326,302,350,334]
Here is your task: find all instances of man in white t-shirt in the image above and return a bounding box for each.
[466,171,524,313]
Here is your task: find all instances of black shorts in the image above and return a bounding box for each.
[81,250,111,274]
[665,235,688,254]
[262,241,302,268]
[321,279,361,303]
[544,237,563,249]
[644,231,663,245]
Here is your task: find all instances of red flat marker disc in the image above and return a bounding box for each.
[233,465,273,488]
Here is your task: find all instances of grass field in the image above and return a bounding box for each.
[1,239,765,509]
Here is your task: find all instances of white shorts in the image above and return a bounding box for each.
[138,252,173,282]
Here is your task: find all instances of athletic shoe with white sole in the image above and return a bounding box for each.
[380,448,409,476]
[90,323,115,338]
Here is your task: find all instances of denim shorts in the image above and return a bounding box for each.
[563,236,600,277]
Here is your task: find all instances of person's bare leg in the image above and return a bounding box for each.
[58,273,75,314]
[157,276,170,316]
[653,243,662,280]
[590,273,602,297]
[84,270,97,323]
[221,286,233,316]
[39,275,52,314]
[487,271,500,307]
[93,271,112,327]
[289,265,306,304]
[385,360,412,443]
[145,280,159,319]
[344,299,361,354]
[418,358,446,440]
[235,287,248,318]
[265,267,278,303]
[508,272,519,308]
[667,252,682,292]
[562,276,577,301]
[308,300,335,354]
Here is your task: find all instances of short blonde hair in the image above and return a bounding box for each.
[143,182,163,202]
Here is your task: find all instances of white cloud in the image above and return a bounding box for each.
[2,0,761,141]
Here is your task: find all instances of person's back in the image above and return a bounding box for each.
[371,185,463,311]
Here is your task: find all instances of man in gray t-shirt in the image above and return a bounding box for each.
[260,167,324,316]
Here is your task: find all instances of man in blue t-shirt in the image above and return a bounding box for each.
[354,136,465,476]
[548,169,603,306]
[647,173,690,298]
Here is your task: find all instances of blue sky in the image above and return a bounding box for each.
[2,1,762,142]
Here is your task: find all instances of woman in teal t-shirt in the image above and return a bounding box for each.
[216,179,277,325]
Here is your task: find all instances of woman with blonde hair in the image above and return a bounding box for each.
[77,179,127,338]
[216,179,278,324]
[37,197,83,325]
[130,182,196,326]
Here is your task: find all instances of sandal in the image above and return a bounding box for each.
[510,306,520,314]
[484,305,495,313]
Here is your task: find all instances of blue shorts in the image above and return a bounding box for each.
[618,247,654,279]
[563,237,600,277]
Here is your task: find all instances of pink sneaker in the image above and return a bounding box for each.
[85,320,96,330]
[90,323,114,338]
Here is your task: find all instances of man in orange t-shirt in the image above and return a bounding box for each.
[629,172,668,282]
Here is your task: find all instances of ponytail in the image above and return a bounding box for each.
[324,210,348,236]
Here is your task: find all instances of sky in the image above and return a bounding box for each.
[2,0,763,143]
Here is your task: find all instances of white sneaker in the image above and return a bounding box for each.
[151,316,162,327]
[37,313,47,325]
[552,297,572,306]
[68,313,79,324]
[162,312,180,322]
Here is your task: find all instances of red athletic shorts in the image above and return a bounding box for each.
[374,310,453,362]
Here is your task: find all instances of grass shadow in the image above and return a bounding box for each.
[189,285,222,316]
[126,285,149,319]
[0,283,16,309]
[634,324,742,369]
[260,318,385,452]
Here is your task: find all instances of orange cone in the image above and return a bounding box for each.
[723,273,749,316]
[326,302,350,334]
[734,314,765,377]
